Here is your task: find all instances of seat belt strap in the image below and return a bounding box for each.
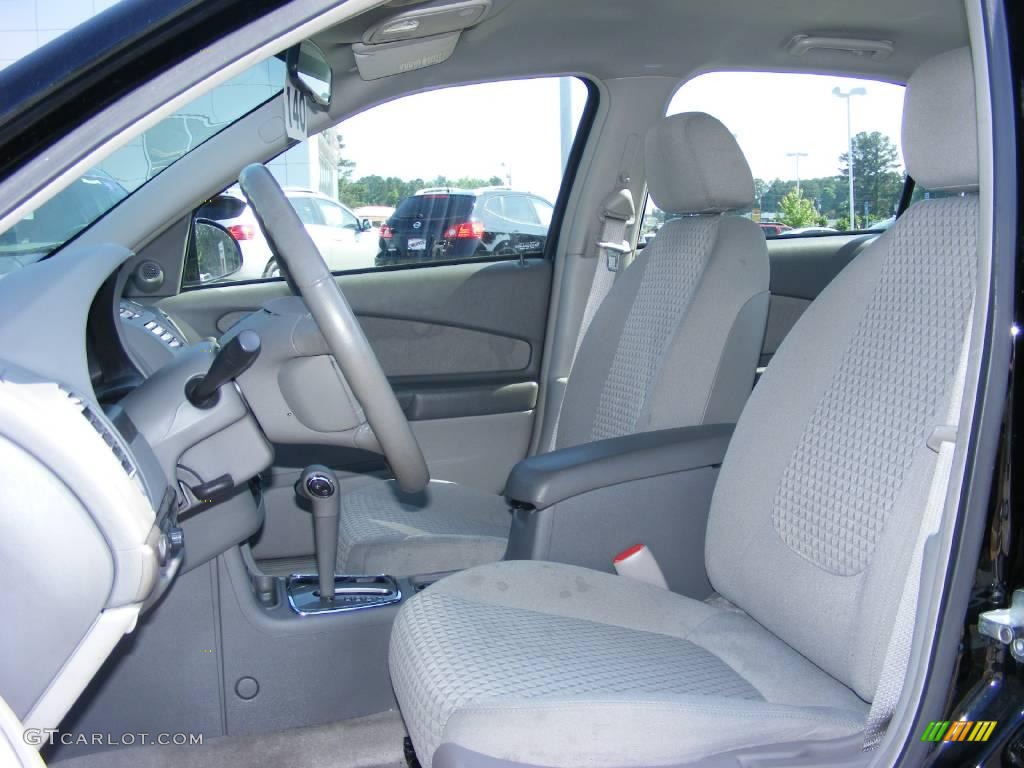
[547,189,635,450]
[575,188,636,357]
[862,303,975,750]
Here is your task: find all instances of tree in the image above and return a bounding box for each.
[335,134,356,182]
[838,131,903,222]
[778,189,818,228]
[339,173,508,209]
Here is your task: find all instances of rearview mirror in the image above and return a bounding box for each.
[183,219,243,287]
[287,41,332,108]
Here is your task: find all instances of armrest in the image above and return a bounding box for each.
[505,423,734,511]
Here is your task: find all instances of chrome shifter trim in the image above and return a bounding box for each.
[286,573,402,615]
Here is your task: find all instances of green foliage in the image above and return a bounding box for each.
[839,131,903,221]
[752,130,904,225]
[777,189,817,228]
[338,174,505,208]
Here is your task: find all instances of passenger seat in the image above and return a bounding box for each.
[334,112,771,577]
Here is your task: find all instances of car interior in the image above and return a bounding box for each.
[0,0,1001,766]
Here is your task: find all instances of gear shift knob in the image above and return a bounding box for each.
[296,465,339,605]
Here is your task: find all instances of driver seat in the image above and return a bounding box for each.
[336,112,770,576]
[388,48,979,767]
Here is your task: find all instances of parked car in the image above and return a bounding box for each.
[758,221,791,236]
[197,186,378,279]
[353,205,395,232]
[377,187,554,266]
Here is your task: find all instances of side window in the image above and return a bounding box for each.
[187,76,589,285]
[499,195,541,225]
[640,72,907,241]
[289,197,322,226]
[531,197,554,227]
[318,200,359,230]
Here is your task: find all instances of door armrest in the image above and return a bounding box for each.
[505,423,734,511]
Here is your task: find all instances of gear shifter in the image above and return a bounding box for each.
[295,465,339,605]
[285,465,401,616]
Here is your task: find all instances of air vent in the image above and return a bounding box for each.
[61,388,142,489]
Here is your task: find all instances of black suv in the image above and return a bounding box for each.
[377,187,554,266]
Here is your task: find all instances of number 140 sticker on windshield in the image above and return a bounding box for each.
[283,81,308,141]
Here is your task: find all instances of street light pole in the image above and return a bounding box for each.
[833,86,866,226]
[786,151,808,195]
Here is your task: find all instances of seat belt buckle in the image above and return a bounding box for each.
[597,240,631,272]
[613,544,668,589]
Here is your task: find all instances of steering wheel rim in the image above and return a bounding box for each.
[237,164,430,493]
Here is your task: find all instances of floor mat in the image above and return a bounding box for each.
[51,711,408,768]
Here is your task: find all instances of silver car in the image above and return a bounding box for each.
[198,186,379,280]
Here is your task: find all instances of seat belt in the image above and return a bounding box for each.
[862,303,975,750]
[547,188,635,450]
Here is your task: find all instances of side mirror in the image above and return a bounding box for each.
[360,218,372,232]
[287,41,332,108]
[183,218,243,287]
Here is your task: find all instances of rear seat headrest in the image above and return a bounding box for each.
[903,47,979,193]
[644,112,755,215]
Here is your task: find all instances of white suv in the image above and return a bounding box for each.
[198,186,379,280]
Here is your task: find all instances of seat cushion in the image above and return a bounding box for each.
[337,480,512,576]
[390,561,868,768]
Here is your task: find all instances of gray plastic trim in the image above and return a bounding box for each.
[505,423,734,510]
[395,381,538,421]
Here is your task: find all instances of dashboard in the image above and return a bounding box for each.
[0,241,271,733]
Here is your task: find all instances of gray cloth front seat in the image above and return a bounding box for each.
[337,112,770,576]
[389,47,979,767]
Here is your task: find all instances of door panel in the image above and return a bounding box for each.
[762,233,877,366]
[153,258,551,493]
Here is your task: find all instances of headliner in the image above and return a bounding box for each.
[317,0,968,87]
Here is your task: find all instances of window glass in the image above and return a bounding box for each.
[640,72,906,241]
[289,197,322,226]
[532,198,554,227]
[0,56,285,276]
[500,195,540,225]
[318,200,358,230]
[188,76,589,285]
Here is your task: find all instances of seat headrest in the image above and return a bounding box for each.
[644,112,754,214]
[903,47,979,192]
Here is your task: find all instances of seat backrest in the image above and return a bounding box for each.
[706,48,979,702]
[555,113,770,449]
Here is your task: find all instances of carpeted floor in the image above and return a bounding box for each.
[51,711,408,768]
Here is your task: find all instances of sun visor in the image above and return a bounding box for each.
[352,31,461,80]
[351,0,490,80]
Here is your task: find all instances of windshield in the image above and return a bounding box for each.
[0,57,285,275]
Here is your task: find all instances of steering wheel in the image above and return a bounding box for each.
[237,164,430,493]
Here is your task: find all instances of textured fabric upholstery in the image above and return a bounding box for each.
[388,48,981,766]
[589,215,720,440]
[645,112,755,213]
[555,210,768,448]
[903,47,978,192]
[390,562,868,768]
[707,194,977,700]
[338,114,768,576]
[337,480,511,576]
